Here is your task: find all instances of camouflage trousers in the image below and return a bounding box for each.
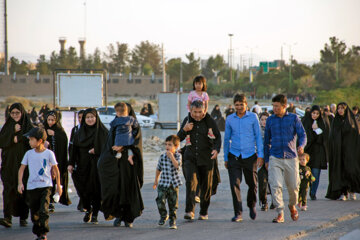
[156,185,179,220]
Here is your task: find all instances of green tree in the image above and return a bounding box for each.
[36,55,50,74]
[166,58,182,90]
[105,42,129,73]
[183,52,200,84]
[202,54,226,82]
[9,57,28,74]
[131,41,161,74]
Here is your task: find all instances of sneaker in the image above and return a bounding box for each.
[158,215,169,225]
[113,218,121,227]
[184,212,194,220]
[185,135,191,146]
[0,218,12,228]
[301,205,307,211]
[261,203,268,211]
[198,215,208,220]
[231,215,243,222]
[272,213,284,223]
[49,203,55,213]
[207,129,215,139]
[124,221,133,228]
[169,219,177,229]
[83,210,92,223]
[20,219,28,227]
[115,152,122,159]
[349,193,356,200]
[339,194,348,201]
[310,194,317,200]
[270,203,276,210]
[195,196,201,203]
[37,235,47,240]
[91,215,98,224]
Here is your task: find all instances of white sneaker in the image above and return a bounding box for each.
[115,152,122,159]
[339,194,347,201]
[349,193,356,200]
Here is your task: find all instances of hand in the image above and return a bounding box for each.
[14,136,18,143]
[51,167,56,180]
[265,162,269,171]
[14,124,21,132]
[153,182,158,190]
[47,129,55,136]
[305,171,311,177]
[112,146,123,152]
[224,161,228,169]
[44,141,50,148]
[18,183,24,194]
[297,146,304,155]
[183,122,194,132]
[88,148,95,154]
[166,151,173,159]
[312,121,318,130]
[128,156,134,165]
[211,150,218,159]
[257,158,264,168]
[67,165,74,174]
[57,185,63,197]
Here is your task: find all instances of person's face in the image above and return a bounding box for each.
[311,110,320,120]
[352,109,358,115]
[85,113,96,126]
[194,81,203,91]
[78,113,83,124]
[260,115,268,127]
[29,137,42,149]
[234,101,247,115]
[165,141,177,153]
[215,106,220,110]
[272,102,286,116]
[10,108,22,122]
[47,115,56,127]
[299,156,307,167]
[331,105,336,113]
[115,107,128,117]
[337,105,346,116]
[190,107,205,121]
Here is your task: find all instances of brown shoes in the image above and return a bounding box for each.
[288,205,299,221]
[272,213,284,223]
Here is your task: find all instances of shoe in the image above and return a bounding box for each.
[208,129,215,139]
[301,205,307,211]
[37,235,47,240]
[198,215,208,220]
[349,193,356,200]
[261,203,268,211]
[249,207,256,220]
[272,213,284,223]
[288,205,299,221]
[105,214,115,221]
[83,210,92,223]
[185,135,191,146]
[115,152,122,159]
[113,218,121,227]
[310,194,317,200]
[339,194,348,201]
[49,203,55,213]
[124,221,133,228]
[20,219,28,227]
[0,218,12,228]
[270,203,276,210]
[169,219,177,229]
[195,196,201,203]
[184,212,194,220]
[158,215,169,225]
[91,215,98,224]
[231,215,243,222]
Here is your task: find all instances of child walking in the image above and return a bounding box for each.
[110,102,139,165]
[18,127,62,240]
[153,135,182,229]
[186,75,215,145]
[298,153,315,211]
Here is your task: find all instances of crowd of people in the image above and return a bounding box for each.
[0,75,360,239]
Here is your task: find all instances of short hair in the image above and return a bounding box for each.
[114,102,128,114]
[165,135,180,147]
[254,101,258,104]
[233,93,247,104]
[352,106,359,111]
[190,100,204,109]
[259,112,270,119]
[299,153,310,162]
[192,75,207,91]
[272,94,287,106]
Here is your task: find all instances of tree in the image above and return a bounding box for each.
[104,42,129,73]
[166,58,182,91]
[202,54,226,82]
[36,55,50,74]
[9,57,28,74]
[183,52,200,83]
[131,41,161,75]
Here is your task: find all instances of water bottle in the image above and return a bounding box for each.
[53,185,62,203]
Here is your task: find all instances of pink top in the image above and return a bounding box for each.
[187,90,209,111]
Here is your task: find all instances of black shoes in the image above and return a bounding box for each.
[20,219,28,227]
[169,219,177,229]
[310,194,317,200]
[158,215,169,225]
[49,203,55,213]
[261,203,268,211]
[231,214,243,222]
[83,210,92,223]
[124,221,133,228]
[249,207,257,220]
[113,218,121,227]
[0,218,12,228]
[270,203,276,209]
[91,215,98,224]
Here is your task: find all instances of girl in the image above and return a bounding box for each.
[44,111,71,211]
[302,105,329,200]
[68,108,108,224]
[186,75,215,145]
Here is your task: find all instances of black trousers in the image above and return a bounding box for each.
[2,183,29,220]
[27,187,52,237]
[227,153,258,216]
[258,165,269,204]
[184,160,213,216]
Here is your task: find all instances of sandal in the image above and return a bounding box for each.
[272,213,284,223]
[288,205,299,221]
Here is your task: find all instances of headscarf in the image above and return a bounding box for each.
[43,111,64,131]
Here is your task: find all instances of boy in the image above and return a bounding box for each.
[298,153,315,211]
[111,102,139,165]
[18,127,62,240]
[153,135,182,229]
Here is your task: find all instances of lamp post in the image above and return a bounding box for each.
[228,34,234,82]
[284,42,297,91]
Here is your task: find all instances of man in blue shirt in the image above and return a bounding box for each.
[224,94,264,222]
[264,94,307,223]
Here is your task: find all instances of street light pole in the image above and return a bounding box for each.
[4,0,8,75]
[228,34,233,82]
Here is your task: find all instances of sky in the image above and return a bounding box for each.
[5,0,360,66]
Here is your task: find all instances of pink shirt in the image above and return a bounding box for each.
[187,90,209,111]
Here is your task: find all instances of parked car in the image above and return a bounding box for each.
[261,105,305,118]
[97,106,155,129]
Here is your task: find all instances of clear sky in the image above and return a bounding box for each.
[5,0,360,66]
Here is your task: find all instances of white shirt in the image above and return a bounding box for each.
[21,149,57,190]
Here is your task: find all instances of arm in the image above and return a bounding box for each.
[295,116,307,153]
[253,115,264,159]
[153,169,161,189]
[204,100,209,114]
[177,116,190,141]
[264,118,271,163]
[17,164,26,194]
[223,117,232,162]
[167,151,179,169]
[52,165,63,196]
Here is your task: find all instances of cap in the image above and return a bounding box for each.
[24,127,47,141]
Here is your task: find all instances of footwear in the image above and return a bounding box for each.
[207,129,215,139]
[198,215,208,220]
[272,213,284,223]
[115,152,122,159]
[105,214,115,221]
[270,203,276,210]
[169,219,177,229]
[339,194,348,201]
[195,196,201,203]
[124,221,133,228]
[91,215,98,224]
[300,205,307,211]
[310,194,317,200]
[231,215,243,222]
[185,135,191,146]
[83,210,93,223]
[158,215,169,225]
[113,218,121,227]
[297,202,302,208]
[20,219,28,227]
[349,193,356,200]
[37,235,47,240]
[0,218,12,228]
[261,203,268,211]
[249,207,257,220]
[49,203,55,213]
[184,212,194,220]
[288,205,299,221]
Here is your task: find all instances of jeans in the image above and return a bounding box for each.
[310,168,321,197]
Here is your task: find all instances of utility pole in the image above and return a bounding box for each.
[289,54,293,89]
[4,0,8,75]
[162,43,166,92]
[336,50,339,83]
[180,60,183,92]
[228,34,234,82]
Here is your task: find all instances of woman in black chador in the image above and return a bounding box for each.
[43,111,71,211]
[0,103,33,228]
[326,102,360,201]
[68,108,108,224]
[302,105,329,200]
[98,103,144,228]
